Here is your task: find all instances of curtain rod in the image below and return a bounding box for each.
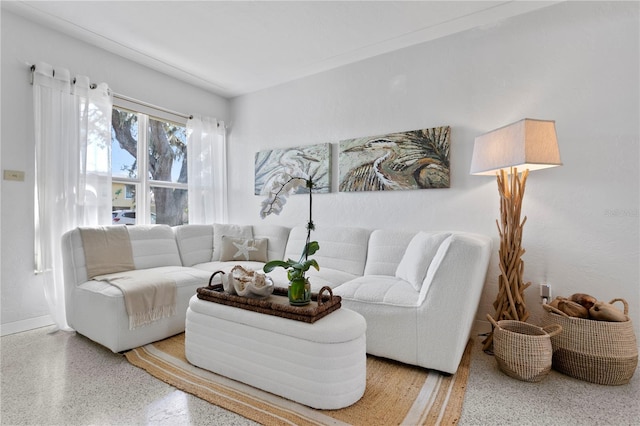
[30,64,193,121]
[112,92,193,121]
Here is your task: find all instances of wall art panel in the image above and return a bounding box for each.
[339,126,450,192]
[255,143,331,195]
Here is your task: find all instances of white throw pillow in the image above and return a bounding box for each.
[395,232,451,291]
[212,224,253,261]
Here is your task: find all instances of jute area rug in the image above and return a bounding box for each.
[125,334,472,426]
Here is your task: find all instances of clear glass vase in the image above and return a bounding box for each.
[288,277,311,306]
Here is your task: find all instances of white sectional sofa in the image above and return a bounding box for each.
[61,222,491,374]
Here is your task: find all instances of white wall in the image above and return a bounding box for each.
[0,10,229,334]
[229,2,639,336]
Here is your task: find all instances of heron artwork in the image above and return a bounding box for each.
[339,126,450,192]
[254,143,331,195]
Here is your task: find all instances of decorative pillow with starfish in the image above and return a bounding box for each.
[219,236,268,262]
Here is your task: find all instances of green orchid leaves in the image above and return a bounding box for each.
[263,241,320,281]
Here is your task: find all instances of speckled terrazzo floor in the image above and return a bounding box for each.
[1,326,639,425]
[460,337,640,426]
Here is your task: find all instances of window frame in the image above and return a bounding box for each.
[112,99,188,226]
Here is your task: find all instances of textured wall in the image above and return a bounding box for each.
[229,2,639,336]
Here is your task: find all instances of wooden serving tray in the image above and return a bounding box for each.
[196,284,341,323]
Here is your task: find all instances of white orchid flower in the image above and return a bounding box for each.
[260,173,310,219]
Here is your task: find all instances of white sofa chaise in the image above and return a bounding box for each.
[336,229,492,373]
[61,225,212,352]
[61,223,491,373]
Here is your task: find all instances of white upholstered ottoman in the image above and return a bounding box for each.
[185,294,367,409]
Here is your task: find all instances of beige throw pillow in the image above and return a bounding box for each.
[212,224,253,261]
[219,236,268,262]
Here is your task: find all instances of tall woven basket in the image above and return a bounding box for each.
[542,299,638,385]
[488,315,562,382]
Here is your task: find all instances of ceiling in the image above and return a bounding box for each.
[3,1,559,98]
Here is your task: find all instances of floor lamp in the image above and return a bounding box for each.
[470,118,562,350]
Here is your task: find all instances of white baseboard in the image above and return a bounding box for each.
[1,315,54,336]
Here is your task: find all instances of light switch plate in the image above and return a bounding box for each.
[3,170,25,181]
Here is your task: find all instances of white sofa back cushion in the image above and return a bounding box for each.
[127,225,183,269]
[395,232,452,291]
[363,229,415,276]
[173,225,214,267]
[252,224,290,262]
[62,225,183,286]
[284,225,370,276]
[212,224,253,261]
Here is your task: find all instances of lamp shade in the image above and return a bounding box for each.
[470,118,562,175]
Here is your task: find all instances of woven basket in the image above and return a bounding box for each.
[488,315,562,382]
[542,298,638,385]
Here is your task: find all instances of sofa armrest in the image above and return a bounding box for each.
[417,233,492,373]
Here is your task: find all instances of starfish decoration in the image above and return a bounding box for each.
[232,240,259,261]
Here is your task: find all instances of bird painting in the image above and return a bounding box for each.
[255,143,331,195]
[339,127,450,192]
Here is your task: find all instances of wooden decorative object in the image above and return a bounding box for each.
[483,167,531,351]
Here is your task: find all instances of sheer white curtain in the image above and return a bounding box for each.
[187,116,228,224]
[33,62,113,331]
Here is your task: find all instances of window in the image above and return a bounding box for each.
[111,105,188,226]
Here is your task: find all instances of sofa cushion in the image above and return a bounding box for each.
[212,224,253,261]
[395,232,451,291]
[127,225,183,269]
[77,266,210,297]
[173,224,214,267]
[219,236,268,262]
[285,225,370,276]
[363,229,415,276]
[252,224,290,262]
[263,267,357,291]
[334,276,419,307]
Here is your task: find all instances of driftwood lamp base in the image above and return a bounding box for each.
[482,167,532,351]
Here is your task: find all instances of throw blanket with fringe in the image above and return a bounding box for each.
[79,226,176,330]
[93,269,177,330]
[79,226,135,279]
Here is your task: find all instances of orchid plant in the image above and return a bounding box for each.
[260,173,319,286]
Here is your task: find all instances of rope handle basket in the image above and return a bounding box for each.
[487,314,561,382]
[541,297,637,385]
[543,298,629,318]
[487,314,562,338]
